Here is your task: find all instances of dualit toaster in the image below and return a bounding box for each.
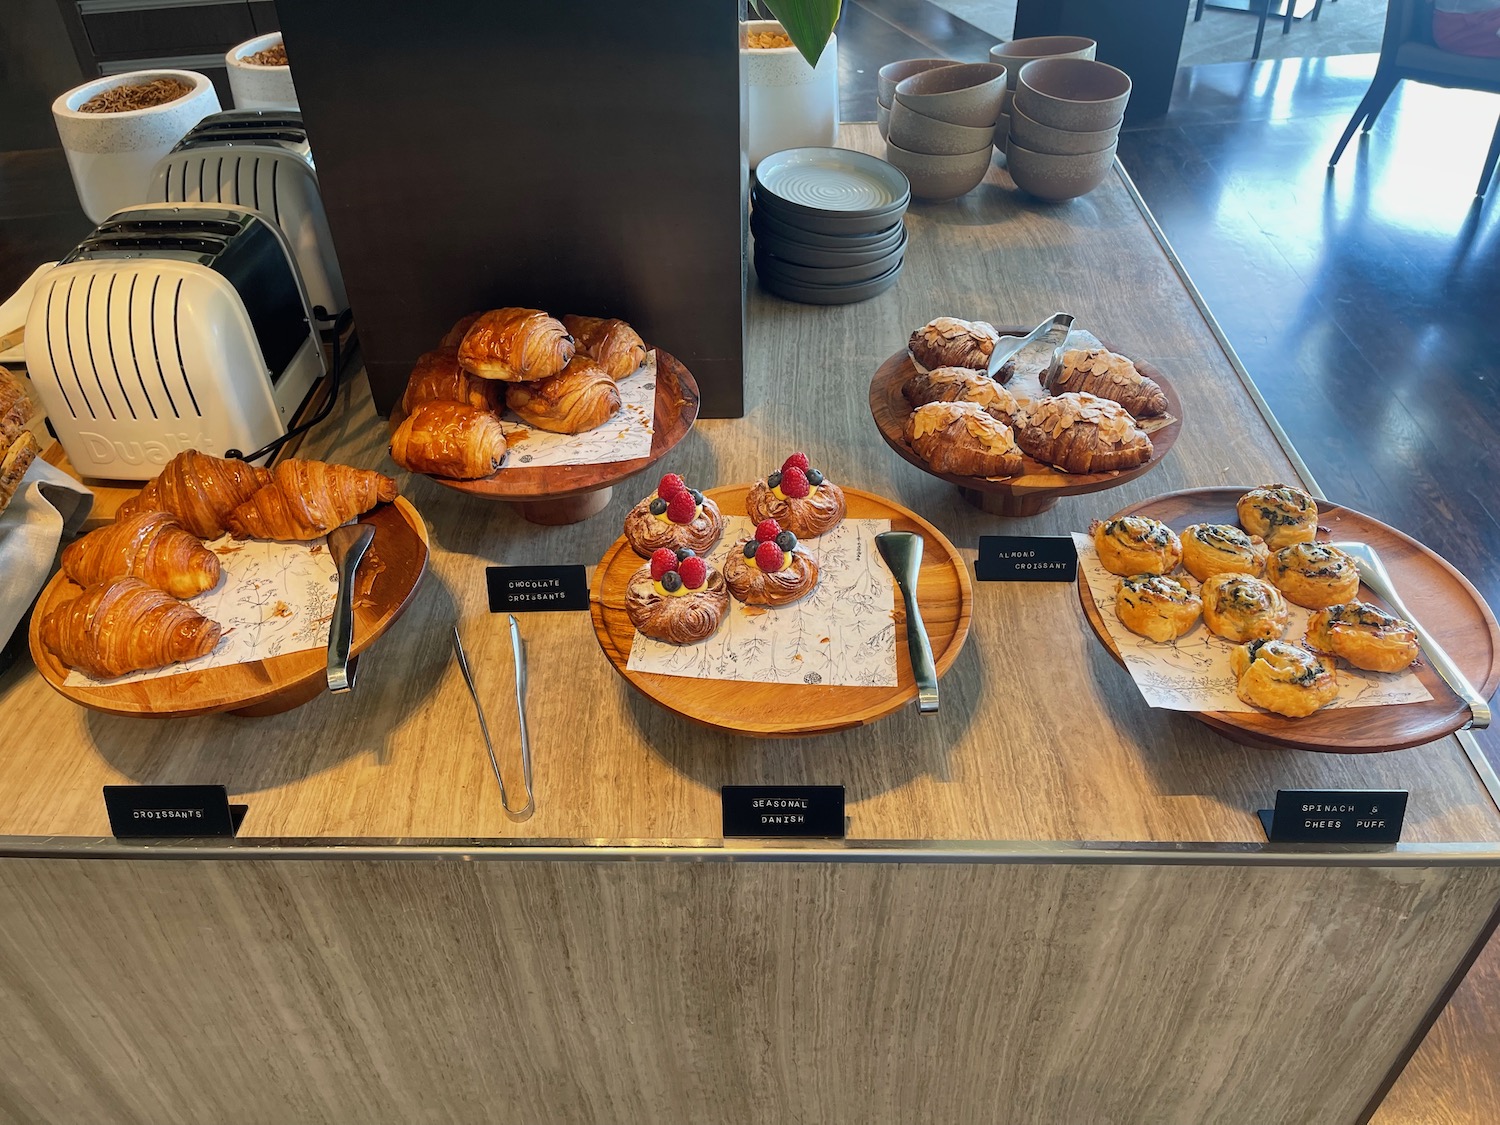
[24,203,325,480]
[149,110,348,324]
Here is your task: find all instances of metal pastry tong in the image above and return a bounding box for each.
[451,618,536,817]
[987,311,1074,385]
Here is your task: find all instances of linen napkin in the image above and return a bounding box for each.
[0,458,94,656]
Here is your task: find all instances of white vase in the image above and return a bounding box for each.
[226,32,300,111]
[743,20,839,170]
[52,70,221,225]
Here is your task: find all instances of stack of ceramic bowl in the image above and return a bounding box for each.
[1008,59,1131,202]
[987,36,1097,156]
[875,58,954,140]
[751,147,911,305]
[883,63,1007,202]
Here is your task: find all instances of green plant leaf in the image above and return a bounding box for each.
[762,0,842,68]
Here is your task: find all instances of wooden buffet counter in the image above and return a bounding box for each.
[0,125,1497,1124]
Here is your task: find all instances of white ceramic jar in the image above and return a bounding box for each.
[226,32,299,111]
[743,20,839,171]
[52,70,220,224]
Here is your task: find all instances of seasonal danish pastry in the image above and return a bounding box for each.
[623,472,725,558]
[390,401,508,480]
[561,314,647,379]
[457,307,574,382]
[401,347,501,413]
[626,548,729,645]
[1230,639,1339,717]
[745,452,846,539]
[1045,347,1168,418]
[908,317,1011,379]
[61,509,221,599]
[903,366,1020,422]
[1115,574,1202,642]
[1090,516,1182,576]
[1180,523,1270,581]
[1012,393,1153,474]
[1305,601,1420,673]
[724,519,820,607]
[903,401,1023,478]
[1237,484,1319,550]
[504,355,621,434]
[40,577,222,679]
[1200,572,1289,643]
[1266,542,1360,609]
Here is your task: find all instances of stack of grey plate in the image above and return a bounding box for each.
[751,147,911,305]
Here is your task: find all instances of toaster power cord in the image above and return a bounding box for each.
[227,306,354,465]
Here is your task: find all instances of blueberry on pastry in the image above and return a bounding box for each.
[1180,523,1270,582]
[745,452,846,539]
[1237,484,1318,550]
[903,401,1024,478]
[626,548,729,645]
[1044,347,1167,418]
[1115,574,1202,642]
[1305,601,1420,673]
[623,473,725,558]
[1266,542,1360,609]
[724,519,820,607]
[1230,639,1339,718]
[1200,572,1289,643]
[903,366,1021,422]
[1012,393,1153,474]
[1090,516,1182,576]
[908,317,1012,380]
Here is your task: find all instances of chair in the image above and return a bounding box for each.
[1193,0,1336,62]
[1329,0,1500,196]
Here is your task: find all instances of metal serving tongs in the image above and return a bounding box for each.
[1331,541,1492,729]
[986,311,1074,385]
[451,619,536,818]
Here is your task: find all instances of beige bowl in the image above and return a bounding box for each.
[1007,139,1117,202]
[989,36,1097,89]
[877,102,891,138]
[889,98,997,156]
[894,62,1008,128]
[993,111,1010,150]
[1008,101,1119,156]
[1015,58,1131,132]
[884,138,993,202]
[878,58,956,107]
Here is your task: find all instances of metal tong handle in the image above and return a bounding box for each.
[987,311,1075,382]
[327,525,374,693]
[876,531,939,714]
[1333,543,1491,730]
[451,623,535,817]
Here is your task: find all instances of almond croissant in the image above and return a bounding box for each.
[1044,348,1167,418]
[560,314,647,379]
[457,308,574,382]
[390,401,508,479]
[41,577,222,679]
[61,509,221,598]
[1013,392,1153,473]
[118,450,271,539]
[224,459,398,540]
[505,355,621,434]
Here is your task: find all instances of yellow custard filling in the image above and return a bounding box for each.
[771,484,819,501]
[652,580,691,597]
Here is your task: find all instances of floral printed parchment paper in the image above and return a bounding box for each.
[499,353,656,469]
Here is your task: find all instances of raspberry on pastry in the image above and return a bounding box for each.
[745,453,846,539]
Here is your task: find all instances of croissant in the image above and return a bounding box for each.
[904,401,1024,478]
[401,347,501,413]
[40,577,222,679]
[391,401,508,480]
[1044,348,1168,418]
[0,429,38,517]
[440,311,484,348]
[560,314,647,379]
[908,317,1007,376]
[61,509,221,598]
[505,355,621,434]
[457,308,574,382]
[1,366,32,445]
[118,450,272,539]
[224,459,398,540]
[1013,393,1152,473]
[903,366,1019,422]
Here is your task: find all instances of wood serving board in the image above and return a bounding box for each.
[1078,487,1500,753]
[590,485,973,738]
[28,496,430,718]
[869,333,1183,517]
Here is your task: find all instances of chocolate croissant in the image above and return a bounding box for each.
[505,355,621,434]
[1045,348,1167,418]
[224,459,398,540]
[390,401,508,480]
[561,314,647,379]
[118,450,272,540]
[61,509,221,599]
[440,311,484,349]
[457,308,574,381]
[1013,393,1152,473]
[903,366,1019,422]
[904,401,1023,478]
[401,347,501,413]
[40,577,222,679]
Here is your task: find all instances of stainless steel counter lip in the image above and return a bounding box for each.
[4,836,1500,865]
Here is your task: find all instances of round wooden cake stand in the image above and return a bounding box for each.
[1078,487,1500,753]
[868,331,1183,517]
[590,485,973,738]
[30,497,430,718]
[389,348,700,526]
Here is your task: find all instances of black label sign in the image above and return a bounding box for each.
[487,564,590,612]
[1257,789,1407,844]
[722,785,846,838]
[975,536,1078,582]
[104,785,245,838]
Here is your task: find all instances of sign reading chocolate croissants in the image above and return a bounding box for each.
[976,536,1078,582]
[487,565,590,612]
